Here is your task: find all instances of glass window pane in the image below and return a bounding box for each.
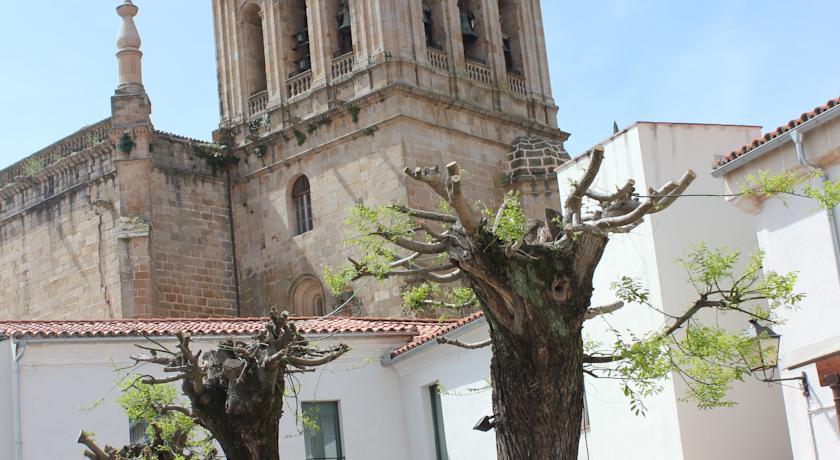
[302,402,343,460]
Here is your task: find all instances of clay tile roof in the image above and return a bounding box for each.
[0,314,488,360]
[389,311,485,359]
[713,96,840,170]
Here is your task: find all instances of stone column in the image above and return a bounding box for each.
[308,0,332,90]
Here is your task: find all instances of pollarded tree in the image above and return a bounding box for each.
[79,310,348,460]
[324,150,802,460]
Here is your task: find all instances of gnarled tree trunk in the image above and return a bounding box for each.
[464,231,607,460]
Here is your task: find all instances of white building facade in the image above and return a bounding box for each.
[713,97,840,459]
[555,122,794,460]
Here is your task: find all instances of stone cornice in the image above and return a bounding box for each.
[0,118,111,184]
[236,82,568,154]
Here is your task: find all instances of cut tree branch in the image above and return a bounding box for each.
[436,337,492,349]
[584,301,625,320]
[77,431,110,460]
[565,145,605,225]
[389,204,457,224]
[585,179,635,203]
[444,162,479,235]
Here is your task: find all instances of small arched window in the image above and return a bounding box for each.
[291,276,326,316]
[292,175,313,235]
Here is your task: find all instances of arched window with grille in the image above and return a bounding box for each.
[292,175,313,235]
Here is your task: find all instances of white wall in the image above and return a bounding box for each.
[0,339,14,460]
[752,161,840,459]
[637,123,792,460]
[11,335,413,460]
[557,126,686,460]
[391,324,496,460]
[555,123,792,460]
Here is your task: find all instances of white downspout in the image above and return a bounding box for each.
[790,128,840,280]
[11,338,25,460]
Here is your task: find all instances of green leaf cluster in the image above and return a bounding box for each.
[116,377,215,458]
[741,169,840,209]
[483,191,526,243]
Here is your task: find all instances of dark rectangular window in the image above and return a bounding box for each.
[303,401,344,460]
[128,418,147,445]
[429,384,449,460]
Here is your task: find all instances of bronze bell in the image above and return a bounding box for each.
[337,2,352,31]
[460,11,478,44]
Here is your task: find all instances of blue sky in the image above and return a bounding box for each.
[1,1,838,170]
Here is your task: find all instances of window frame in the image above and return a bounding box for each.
[428,383,449,460]
[292,175,314,235]
[302,401,345,460]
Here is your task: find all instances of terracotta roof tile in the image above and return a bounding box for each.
[0,316,455,339]
[0,314,488,359]
[389,312,485,359]
[713,96,840,170]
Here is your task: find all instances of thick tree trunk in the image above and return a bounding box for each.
[489,314,585,460]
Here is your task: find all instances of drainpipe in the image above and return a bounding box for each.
[11,338,26,460]
[790,128,840,279]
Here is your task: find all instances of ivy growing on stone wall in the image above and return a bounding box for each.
[118,132,136,154]
[191,143,238,172]
[348,105,361,123]
[293,129,307,146]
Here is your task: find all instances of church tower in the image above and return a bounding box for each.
[210,0,570,316]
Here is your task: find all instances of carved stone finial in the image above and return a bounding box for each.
[115,0,143,93]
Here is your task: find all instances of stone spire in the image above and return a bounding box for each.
[115,0,144,94]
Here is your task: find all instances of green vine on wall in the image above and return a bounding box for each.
[118,132,136,154]
[191,143,238,172]
[348,105,361,123]
[293,129,307,146]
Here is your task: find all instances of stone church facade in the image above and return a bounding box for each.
[0,0,568,320]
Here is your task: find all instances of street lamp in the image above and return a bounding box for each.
[741,319,809,397]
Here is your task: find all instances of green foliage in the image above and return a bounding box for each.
[307,124,317,135]
[741,169,840,209]
[604,244,804,412]
[118,132,137,154]
[23,156,53,177]
[323,264,356,295]
[482,191,526,243]
[402,282,440,310]
[347,105,361,123]
[116,377,215,458]
[293,129,307,146]
[191,143,237,171]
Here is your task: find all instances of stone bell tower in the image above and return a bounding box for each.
[209,0,570,317]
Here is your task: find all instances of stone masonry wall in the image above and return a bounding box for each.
[229,86,568,317]
[146,135,238,318]
[0,138,122,320]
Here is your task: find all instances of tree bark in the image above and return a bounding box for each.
[455,231,607,460]
[490,319,585,460]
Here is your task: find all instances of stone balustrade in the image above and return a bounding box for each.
[286,70,313,99]
[248,90,268,116]
[508,74,527,96]
[427,48,449,72]
[331,52,354,80]
[466,59,492,84]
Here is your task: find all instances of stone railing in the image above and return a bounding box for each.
[466,59,492,84]
[507,74,527,96]
[248,90,268,116]
[1,118,111,188]
[331,52,354,79]
[286,70,312,99]
[427,47,449,72]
